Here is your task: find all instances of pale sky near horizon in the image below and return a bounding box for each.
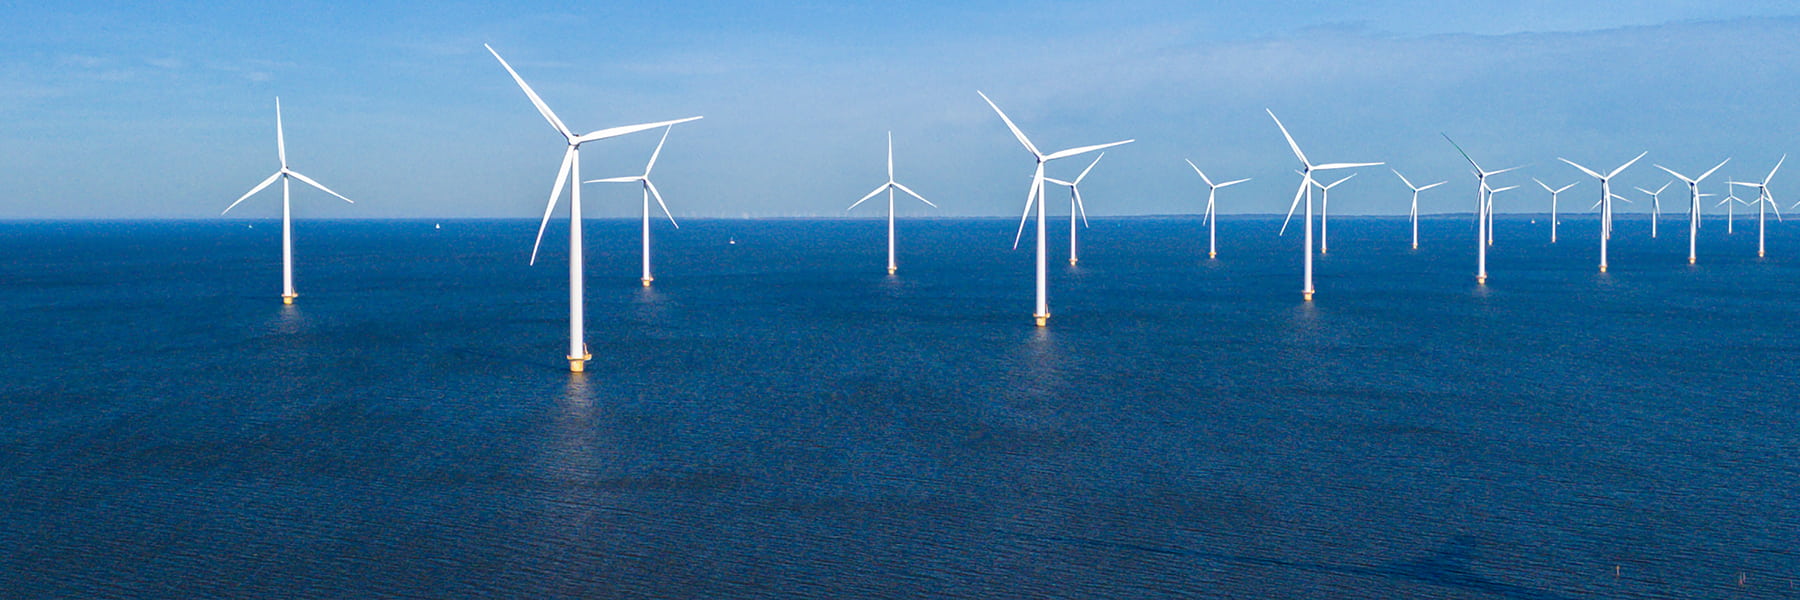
[4,1,1800,219]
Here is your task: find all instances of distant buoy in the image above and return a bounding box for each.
[729,238,736,245]
[435,223,440,229]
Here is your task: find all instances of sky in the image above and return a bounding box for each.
[4,1,1800,219]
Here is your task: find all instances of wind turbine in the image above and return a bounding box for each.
[221,98,355,305]
[586,125,690,286]
[1442,135,1519,285]
[980,91,1133,326]
[846,132,936,274]
[1043,153,1106,266]
[1187,160,1250,259]
[1654,158,1729,264]
[1635,181,1673,238]
[1560,151,1647,273]
[1270,110,1381,301]
[1533,178,1578,243]
[1731,155,1785,258]
[487,43,703,373]
[1315,173,1355,255]
[1392,169,1445,249]
[1718,179,1745,234]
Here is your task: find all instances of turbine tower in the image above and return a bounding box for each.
[1443,135,1519,285]
[221,98,355,305]
[1560,152,1648,273]
[1718,180,1745,234]
[846,132,936,275]
[1043,153,1106,266]
[1392,169,1445,249]
[1654,158,1729,264]
[1269,110,1381,301]
[1533,178,1578,244]
[586,125,692,286]
[1187,160,1250,259]
[487,44,703,372]
[1635,181,1672,239]
[980,91,1132,326]
[1315,173,1355,255]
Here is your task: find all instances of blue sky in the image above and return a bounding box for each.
[4,1,1800,219]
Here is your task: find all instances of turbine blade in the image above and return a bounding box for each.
[222,171,282,214]
[1313,161,1383,170]
[847,183,888,211]
[886,131,894,181]
[529,148,575,266]
[287,170,354,204]
[1186,159,1215,187]
[1013,171,1041,249]
[1765,154,1786,185]
[978,91,1041,158]
[645,179,678,228]
[485,44,573,139]
[893,181,936,208]
[574,116,702,144]
[1418,181,1446,191]
[1044,140,1133,161]
[587,176,641,183]
[1488,165,1523,176]
[1219,178,1251,188]
[1654,164,1694,183]
[644,126,671,176]
[1441,134,1483,171]
[1073,153,1104,184]
[1279,178,1307,235]
[1073,186,1089,228]
[1560,157,1603,179]
[274,98,287,168]
[1267,109,1310,167]
[1605,151,1649,178]
[1698,158,1730,182]
[1535,177,1553,192]
[1392,169,1414,190]
[1324,173,1355,189]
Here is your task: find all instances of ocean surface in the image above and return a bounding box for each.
[2,215,1796,599]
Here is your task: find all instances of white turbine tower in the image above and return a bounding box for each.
[1187,160,1250,259]
[221,98,355,305]
[846,132,936,275]
[1315,173,1355,255]
[1533,178,1578,244]
[586,125,689,286]
[1635,181,1672,239]
[1043,153,1106,266]
[487,44,703,373]
[979,91,1132,326]
[1654,158,1729,264]
[1269,110,1381,301]
[1443,135,1518,285]
[1560,152,1648,273]
[1718,180,1745,234]
[1731,155,1785,258]
[1392,169,1445,249]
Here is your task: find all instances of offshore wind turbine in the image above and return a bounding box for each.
[980,91,1133,326]
[1635,181,1672,238]
[1187,160,1250,259]
[487,43,703,373]
[221,98,355,305]
[1718,180,1745,234]
[586,125,690,286]
[845,132,936,274]
[1443,135,1518,285]
[1270,110,1382,301]
[1655,158,1729,264]
[1533,178,1578,243]
[1561,151,1648,273]
[1315,173,1355,255]
[1731,155,1785,257]
[1393,169,1445,249]
[1042,153,1105,266]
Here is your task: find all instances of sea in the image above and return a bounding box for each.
[1,215,1796,599]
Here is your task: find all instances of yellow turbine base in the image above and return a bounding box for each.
[1069,258,1078,266]
[1599,264,1607,272]
[1689,257,1696,264]
[887,266,896,274]
[1303,291,1313,301]
[282,294,296,305]
[641,277,653,287]
[1759,250,1765,257]
[1208,251,1216,259]
[1034,315,1048,327]
[1411,243,1418,249]
[568,353,592,373]
[1477,275,1486,285]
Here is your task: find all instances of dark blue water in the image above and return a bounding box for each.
[2,216,1796,598]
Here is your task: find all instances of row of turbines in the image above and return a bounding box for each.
[221,45,1790,372]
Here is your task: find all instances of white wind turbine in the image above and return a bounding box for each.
[1731,155,1785,258]
[1561,152,1647,273]
[1315,173,1355,255]
[1392,169,1445,249]
[487,44,703,373]
[845,132,936,275]
[1635,181,1672,239]
[1443,135,1518,284]
[1269,110,1382,301]
[980,91,1132,326]
[221,98,355,305]
[586,125,690,286]
[1186,160,1250,259]
[1533,178,1578,244]
[1718,179,1746,234]
[1043,153,1106,266]
[1654,158,1729,264]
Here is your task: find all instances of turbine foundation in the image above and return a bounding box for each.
[1302,291,1313,302]
[568,352,592,373]
[1689,257,1696,265]
[1759,250,1766,258]
[282,293,297,305]
[887,266,896,275]
[1208,251,1216,259]
[1034,314,1048,327]
[1477,275,1486,285]
[641,277,653,287]
[1069,258,1078,266]
[1599,264,1607,273]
